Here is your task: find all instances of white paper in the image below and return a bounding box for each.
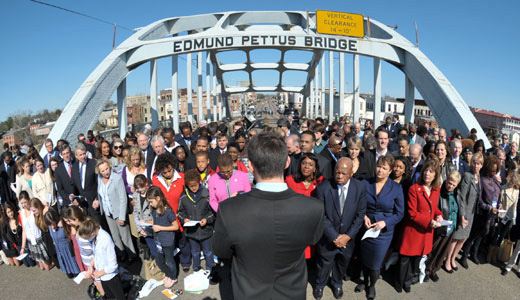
[15,253,28,261]
[361,228,380,240]
[439,220,453,226]
[73,271,86,285]
[135,220,153,227]
[498,209,507,214]
[183,220,200,227]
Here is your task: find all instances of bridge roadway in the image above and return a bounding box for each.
[5,101,517,299]
[1,257,519,299]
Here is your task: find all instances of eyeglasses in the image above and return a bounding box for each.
[114,145,123,150]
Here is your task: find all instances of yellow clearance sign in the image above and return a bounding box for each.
[316,10,364,37]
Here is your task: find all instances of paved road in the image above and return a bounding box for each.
[1,258,520,300]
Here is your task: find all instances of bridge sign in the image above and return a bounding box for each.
[316,10,364,37]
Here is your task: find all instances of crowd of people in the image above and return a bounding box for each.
[0,112,519,300]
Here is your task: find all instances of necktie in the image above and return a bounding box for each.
[453,159,458,171]
[48,154,52,161]
[80,163,84,189]
[339,186,347,213]
[67,162,71,177]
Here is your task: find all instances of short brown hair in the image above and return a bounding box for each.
[185,169,201,184]
[195,151,209,160]
[78,217,100,239]
[134,174,148,188]
[377,153,395,169]
[217,153,233,169]
[418,159,442,189]
[312,123,326,134]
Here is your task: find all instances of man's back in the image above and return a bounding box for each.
[213,188,324,300]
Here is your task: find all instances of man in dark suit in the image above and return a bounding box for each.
[54,144,78,208]
[501,134,511,154]
[146,135,167,180]
[175,122,195,154]
[449,139,470,175]
[314,158,367,299]
[320,134,345,173]
[409,144,423,183]
[43,139,60,169]
[0,151,17,205]
[299,130,332,179]
[213,132,324,300]
[392,114,402,136]
[184,136,219,171]
[70,143,100,222]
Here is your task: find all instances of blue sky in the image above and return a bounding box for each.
[1,0,519,123]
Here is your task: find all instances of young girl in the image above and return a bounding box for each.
[147,186,179,288]
[1,202,23,266]
[30,198,58,269]
[20,192,51,270]
[45,208,80,278]
[79,218,125,300]
[62,207,105,297]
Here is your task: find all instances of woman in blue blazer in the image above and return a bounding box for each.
[359,155,404,300]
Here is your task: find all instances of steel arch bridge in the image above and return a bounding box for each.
[45,10,486,152]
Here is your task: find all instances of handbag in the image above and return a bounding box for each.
[143,259,165,281]
[499,236,514,262]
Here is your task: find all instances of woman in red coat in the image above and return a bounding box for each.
[395,158,444,293]
[285,152,324,258]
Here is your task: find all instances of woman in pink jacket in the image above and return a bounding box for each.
[208,153,251,212]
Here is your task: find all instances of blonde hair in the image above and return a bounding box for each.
[470,152,484,170]
[124,146,145,169]
[95,158,112,174]
[446,170,462,184]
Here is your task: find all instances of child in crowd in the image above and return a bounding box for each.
[425,170,461,282]
[1,202,23,266]
[178,169,215,271]
[147,186,179,288]
[30,198,58,268]
[132,174,155,258]
[44,207,80,278]
[79,218,125,300]
[19,192,51,270]
[195,151,215,189]
[62,206,104,297]
[152,152,191,271]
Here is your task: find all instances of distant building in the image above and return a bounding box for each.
[34,122,55,137]
[471,107,520,134]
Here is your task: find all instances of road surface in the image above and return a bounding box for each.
[1,258,519,299]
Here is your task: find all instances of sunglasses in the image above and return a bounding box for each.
[114,145,123,150]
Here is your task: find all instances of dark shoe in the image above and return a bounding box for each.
[182,267,190,273]
[394,282,402,293]
[452,266,458,271]
[332,287,343,299]
[313,287,323,300]
[458,257,469,269]
[501,268,509,276]
[470,254,481,265]
[367,285,376,300]
[193,266,202,272]
[430,272,439,282]
[354,283,365,293]
[403,285,411,293]
[411,275,419,285]
[442,265,453,274]
[67,273,75,279]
